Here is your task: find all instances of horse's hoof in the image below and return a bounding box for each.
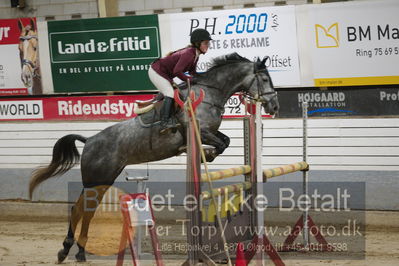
[75,252,86,262]
[57,249,68,263]
[202,147,218,162]
[204,152,217,162]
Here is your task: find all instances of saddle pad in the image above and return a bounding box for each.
[138,108,161,127]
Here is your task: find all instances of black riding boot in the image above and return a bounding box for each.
[160,96,177,134]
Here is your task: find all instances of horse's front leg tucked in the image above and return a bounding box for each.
[200,130,230,162]
[216,131,230,149]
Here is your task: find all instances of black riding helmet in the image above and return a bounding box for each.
[190,29,212,45]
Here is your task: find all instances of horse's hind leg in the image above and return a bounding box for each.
[58,190,85,263]
[57,219,75,263]
[72,137,126,262]
[57,185,110,263]
[74,185,109,262]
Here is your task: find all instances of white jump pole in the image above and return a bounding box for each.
[302,102,309,247]
[125,175,149,258]
[255,100,265,265]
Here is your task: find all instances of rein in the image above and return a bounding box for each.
[180,82,226,112]
[243,70,277,102]
[21,59,40,78]
[191,69,277,111]
[202,101,225,113]
[22,59,35,69]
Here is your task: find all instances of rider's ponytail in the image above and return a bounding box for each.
[165,45,194,56]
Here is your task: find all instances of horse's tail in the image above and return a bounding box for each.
[29,134,87,199]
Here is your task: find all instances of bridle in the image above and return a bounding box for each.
[20,35,40,78]
[242,69,277,103]
[186,61,277,111]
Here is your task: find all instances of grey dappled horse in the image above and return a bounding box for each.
[28,53,279,262]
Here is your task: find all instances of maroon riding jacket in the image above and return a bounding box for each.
[151,47,198,83]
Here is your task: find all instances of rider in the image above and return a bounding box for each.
[148,28,212,134]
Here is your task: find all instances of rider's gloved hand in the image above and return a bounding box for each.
[172,82,179,90]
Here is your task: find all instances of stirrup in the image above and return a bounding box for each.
[160,126,177,134]
[159,120,177,134]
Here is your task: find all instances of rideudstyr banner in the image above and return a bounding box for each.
[0,95,151,121]
[0,94,270,121]
[0,17,42,96]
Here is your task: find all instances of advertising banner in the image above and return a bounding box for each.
[0,18,42,96]
[0,94,269,121]
[47,15,161,93]
[307,0,399,86]
[0,95,150,121]
[277,87,399,118]
[159,6,300,87]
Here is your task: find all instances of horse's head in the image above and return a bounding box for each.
[18,18,38,91]
[198,53,279,115]
[243,57,279,115]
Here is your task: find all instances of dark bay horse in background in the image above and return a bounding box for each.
[28,53,279,262]
[18,18,42,95]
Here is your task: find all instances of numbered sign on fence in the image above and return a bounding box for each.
[223,94,272,117]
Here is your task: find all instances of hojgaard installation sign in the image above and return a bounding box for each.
[48,15,161,93]
[277,87,399,118]
[159,5,300,87]
[308,0,399,86]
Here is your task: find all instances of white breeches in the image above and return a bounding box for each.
[148,67,174,98]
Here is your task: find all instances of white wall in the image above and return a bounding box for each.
[0,0,99,21]
[0,0,315,21]
[1,117,398,171]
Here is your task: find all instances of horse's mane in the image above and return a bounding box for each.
[195,53,251,82]
[208,53,251,71]
[192,52,272,90]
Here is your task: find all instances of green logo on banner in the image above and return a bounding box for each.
[50,27,159,63]
[48,15,160,93]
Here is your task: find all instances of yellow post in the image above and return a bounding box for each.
[98,0,119,18]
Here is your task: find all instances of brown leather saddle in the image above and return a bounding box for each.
[135,93,164,108]
[134,90,185,115]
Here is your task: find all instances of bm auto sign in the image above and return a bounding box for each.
[48,15,160,93]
